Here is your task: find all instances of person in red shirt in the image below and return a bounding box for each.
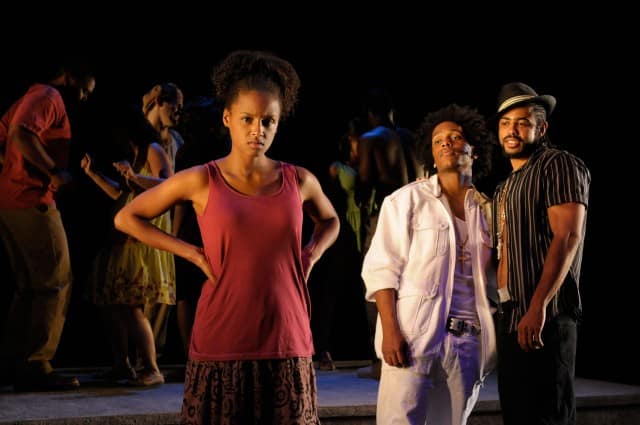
[0,62,95,391]
[114,50,339,425]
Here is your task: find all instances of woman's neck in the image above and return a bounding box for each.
[146,111,168,134]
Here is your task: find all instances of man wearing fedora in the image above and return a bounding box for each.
[492,82,590,424]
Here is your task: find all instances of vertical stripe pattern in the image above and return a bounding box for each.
[493,146,590,332]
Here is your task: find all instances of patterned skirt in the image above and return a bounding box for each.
[87,209,175,306]
[181,357,320,425]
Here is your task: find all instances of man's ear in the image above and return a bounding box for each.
[538,120,549,138]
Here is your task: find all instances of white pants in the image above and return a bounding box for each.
[376,333,481,425]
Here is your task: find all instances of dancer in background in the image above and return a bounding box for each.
[140,82,184,365]
[0,61,95,391]
[82,106,172,386]
[311,117,369,371]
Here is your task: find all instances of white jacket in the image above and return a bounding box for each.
[361,175,497,378]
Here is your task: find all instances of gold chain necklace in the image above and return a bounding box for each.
[496,179,511,289]
[496,180,510,260]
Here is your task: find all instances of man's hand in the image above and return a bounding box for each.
[381,323,409,368]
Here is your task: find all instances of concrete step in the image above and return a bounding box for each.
[1,365,639,425]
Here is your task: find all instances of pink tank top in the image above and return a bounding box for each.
[190,161,314,360]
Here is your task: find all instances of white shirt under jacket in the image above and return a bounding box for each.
[361,174,497,378]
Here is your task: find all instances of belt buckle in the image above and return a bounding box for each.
[446,317,465,336]
[468,323,481,336]
[447,317,480,336]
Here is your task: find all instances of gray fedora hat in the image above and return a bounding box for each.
[496,82,556,116]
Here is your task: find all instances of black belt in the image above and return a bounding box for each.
[446,317,481,336]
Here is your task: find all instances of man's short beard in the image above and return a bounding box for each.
[503,140,539,159]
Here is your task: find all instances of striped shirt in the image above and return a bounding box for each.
[493,145,590,332]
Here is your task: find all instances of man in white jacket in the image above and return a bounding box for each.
[362,104,497,425]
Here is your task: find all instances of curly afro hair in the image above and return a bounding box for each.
[416,104,494,181]
[211,50,301,120]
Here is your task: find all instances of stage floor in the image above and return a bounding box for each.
[2,364,640,424]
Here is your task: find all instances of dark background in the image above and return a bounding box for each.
[0,22,635,384]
